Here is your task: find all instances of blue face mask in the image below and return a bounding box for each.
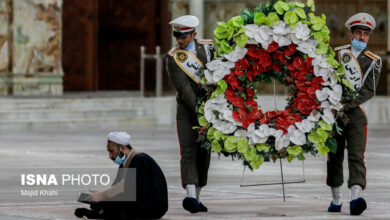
[113,152,126,165]
[352,39,367,51]
[185,41,194,51]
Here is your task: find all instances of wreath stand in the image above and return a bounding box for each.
[240,79,306,202]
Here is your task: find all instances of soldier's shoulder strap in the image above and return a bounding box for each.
[197,39,213,45]
[364,50,381,62]
[168,46,180,57]
[335,44,351,51]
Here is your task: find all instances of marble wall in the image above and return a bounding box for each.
[0,0,63,95]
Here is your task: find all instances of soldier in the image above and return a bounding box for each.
[166,15,214,213]
[327,13,382,215]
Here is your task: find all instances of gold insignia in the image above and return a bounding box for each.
[176,51,188,63]
[342,53,351,63]
[364,51,380,62]
[197,39,213,45]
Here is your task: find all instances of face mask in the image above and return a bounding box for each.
[352,39,367,51]
[113,151,126,165]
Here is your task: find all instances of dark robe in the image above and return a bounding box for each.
[90,152,168,220]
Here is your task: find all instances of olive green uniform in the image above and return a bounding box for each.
[166,40,214,188]
[327,46,381,189]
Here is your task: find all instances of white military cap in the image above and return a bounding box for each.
[169,15,199,37]
[107,132,131,145]
[345,12,376,31]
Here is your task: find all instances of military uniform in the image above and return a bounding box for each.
[166,39,214,188]
[327,46,381,189]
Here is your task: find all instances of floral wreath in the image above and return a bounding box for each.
[195,0,355,169]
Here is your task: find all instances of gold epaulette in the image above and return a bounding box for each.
[168,46,179,56]
[197,39,213,45]
[334,44,351,51]
[364,50,380,62]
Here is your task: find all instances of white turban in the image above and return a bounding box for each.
[107,132,131,145]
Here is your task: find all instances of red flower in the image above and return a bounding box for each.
[234,58,250,76]
[259,53,272,67]
[248,109,263,120]
[245,98,258,110]
[232,109,247,122]
[273,62,282,72]
[276,116,290,134]
[293,57,305,70]
[311,77,324,86]
[246,88,255,99]
[267,41,279,53]
[298,102,310,115]
[284,43,297,57]
[229,77,243,91]
[279,54,291,65]
[242,118,255,130]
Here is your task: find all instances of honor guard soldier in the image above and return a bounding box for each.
[327,12,382,215]
[166,15,214,213]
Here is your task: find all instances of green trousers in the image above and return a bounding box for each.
[176,102,211,188]
[327,107,367,189]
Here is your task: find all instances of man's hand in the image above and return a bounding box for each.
[87,190,106,203]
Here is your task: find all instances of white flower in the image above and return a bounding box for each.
[269,128,277,136]
[223,46,248,62]
[316,88,330,102]
[308,110,321,122]
[275,134,290,150]
[330,102,343,111]
[204,70,215,84]
[252,124,271,144]
[295,119,314,133]
[290,33,302,45]
[273,21,287,35]
[294,22,310,41]
[321,108,335,124]
[273,34,292,47]
[223,109,235,123]
[204,108,216,123]
[328,84,342,105]
[314,66,331,81]
[214,119,237,134]
[320,101,331,109]
[211,94,227,104]
[273,129,284,138]
[243,24,260,39]
[205,60,234,83]
[234,129,248,138]
[297,40,318,57]
[290,129,306,145]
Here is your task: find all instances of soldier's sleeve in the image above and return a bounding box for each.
[344,52,381,112]
[166,55,198,112]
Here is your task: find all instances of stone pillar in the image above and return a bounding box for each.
[189,0,204,39]
[387,0,390,95]
[0,0,63,96]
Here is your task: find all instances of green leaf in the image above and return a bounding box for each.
[198,116,210,127]
[266,12,280,27]
[297,153,306,160]
[220,40,233,54]
[250,156,264,169]
[325,138,338,154]
[327,58,339,68]
[316,43,329,55]
[319,120,333,131]
[256,143,270,152]
[207,127,216,140]
[274,1,289,15]
[254,12,267,25]
[214,130,226,141]
[308,131,321,144]
[284,11,299,26]
[327,47,336,59]
[212,140,222,153]
[294,2,305,8]
[287,145,302,156]
[214,25,228,39]
[237,138,250,153]
[231,16,244,28]
[234,33,248,48]
[224,136,238,153]
[342,78,354,90]
[296,8,307,19]
[316,128,329,142]
[316,143,330,155]
[337,66,345,75]
[307,0,315,11]
[198,102,205,114]
[288,154,294,163]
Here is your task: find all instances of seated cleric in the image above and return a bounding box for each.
[74,132,168,219]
